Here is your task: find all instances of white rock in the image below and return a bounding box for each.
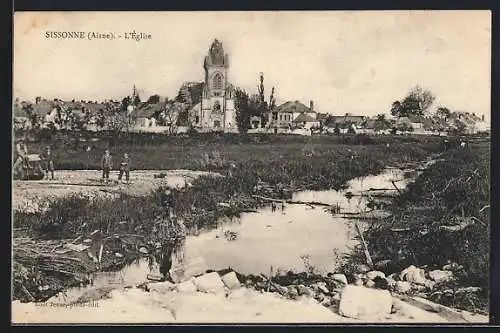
[338,285,393,320]
[175,279,197,293]
[221,272,241,290]
[386,276,397,290]
[365,280,375,288]
[331,274,348,285]
[193,272,225,294]
[428,270,454,283]
[366,270,386,281]
[400,265,427,285]
[424,279,436,290]
[354,279,364,286]
[395,281,412,294]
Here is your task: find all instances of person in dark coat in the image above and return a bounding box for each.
[100,149,113,183]
[117,152,131,182]
[40,145,55,180]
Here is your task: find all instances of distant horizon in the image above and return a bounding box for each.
[13,11,491,121]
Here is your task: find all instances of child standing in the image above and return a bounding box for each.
[100,149,113,184]
[118,152,131,183]
[41,145,55,180]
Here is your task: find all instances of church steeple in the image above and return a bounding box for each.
[204,38,229,69]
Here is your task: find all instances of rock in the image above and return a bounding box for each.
[148,281,176,294]
[296,284,314,297]
[355,264,371,274]
[313,282,330,294]
[331,273,348,285]
[182,256,209,280]
[354,278,364,286]
[442,263,464,271]
[365,280,375,288]
[175,279,197,293]
[114,252,123,258]
[366,270,386,281]
[394,281,412,294]
[455,286,481,295]
[320,297,332,307]
[139,247,149,254]
[412,284,427,293]
[193,272,225,294]
[428,270,454,283]
[275,285,288,295]
[338,285,393,320]
[400,265,427,285]
[221,272,241,290]
[287,286,299,299]
[424,279,436,291]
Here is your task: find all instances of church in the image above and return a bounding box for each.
[188,39,237,132]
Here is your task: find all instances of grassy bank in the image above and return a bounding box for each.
[13,133,446,302]
[353,140,490,313]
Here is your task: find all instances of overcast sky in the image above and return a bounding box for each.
[13,11,491,120]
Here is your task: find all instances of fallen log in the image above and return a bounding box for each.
[251,195,331,207]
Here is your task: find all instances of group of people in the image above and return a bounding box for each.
[13,138,132,183]
[100,149,132,184]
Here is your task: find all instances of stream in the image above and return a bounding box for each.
[46,162,433,305]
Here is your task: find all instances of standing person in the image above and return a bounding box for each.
[118,152,131,183]
[13,139,28,173]
[100,149,113,184]
[40,145,55,180]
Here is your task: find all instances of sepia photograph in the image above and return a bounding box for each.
[11,10,491,324]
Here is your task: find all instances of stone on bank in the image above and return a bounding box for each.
[193,272,225,294]
[338,285,393,320]
[221,271,241,290]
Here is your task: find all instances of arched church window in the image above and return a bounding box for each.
[213,73,223,90]
[213,101,221,113]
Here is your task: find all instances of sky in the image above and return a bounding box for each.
[13,11,491,121]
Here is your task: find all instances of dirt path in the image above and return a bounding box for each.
[12,169,217,213]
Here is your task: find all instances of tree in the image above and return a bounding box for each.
[390,101,403,118]
[334,124,340,135]
[436,106,451,119]
[23,103,40,130]
[269,86,276,111]
[121,96,132,112]
[234,88,251,134]
[162,102,182,134]
[95,109,107,130]
[147,94,160,104]
[391,85,435,118]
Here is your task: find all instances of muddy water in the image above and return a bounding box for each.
[185,168,407,276]
[47,167,411,304]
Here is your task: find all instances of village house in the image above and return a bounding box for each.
[292,112,320,129]
[266,100,316,131]
[130,103,164,131]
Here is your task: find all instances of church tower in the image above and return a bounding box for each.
[199,39,236,132]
